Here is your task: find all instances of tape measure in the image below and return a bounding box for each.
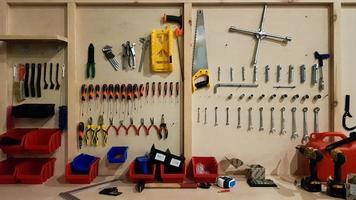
[217,176,236,189]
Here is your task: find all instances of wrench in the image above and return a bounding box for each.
[226,107,230,126]
[311,64,318,86]
[242,66,245,81]
[288,65,294,84]
[214,107,218,126]
[248,107,253,131]
[259,107,264,131]
[230,67,233,82]
[265,65,270,83]
[204,107,207,124]
[277,65,282,83]
[218,66,221,81]
[291,107,298,139]
[253,66,257,83]
[138,37,150,72]
[313,107,320,133]
[197,107,200,123]
[300,64,306,83]
[280,107,287,135]
[302,107,308,144]
[237,107,241,128]
[269,107,276,134]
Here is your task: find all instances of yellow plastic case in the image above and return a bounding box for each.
[151,28,174,73]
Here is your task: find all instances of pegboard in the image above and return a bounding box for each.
[191,5,330,175]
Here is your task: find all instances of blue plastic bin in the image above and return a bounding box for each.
[107,146,128,163]
[135,155,150,174]
[71,154,98,174]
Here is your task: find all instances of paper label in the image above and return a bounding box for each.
[170,158,181,167]
[155,153,166,162]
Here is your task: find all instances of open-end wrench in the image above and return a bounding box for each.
[237,107,241,128]
[253,66,257,83]
[197,107,200,123]
[248,107,253,131]
[269,107,276,134]
[302,107,309,144]
[204,107,207,124]
[230,67,233,82]
[138,37,150,72]
[277,65,282,83]
[214,107,218,126]
[265,65,270,83]
[226,107,230,125]
[311,64,318,86]
[259,107,264,131]
[300,64,306,83]
[313,107,320,133]
[291,107,298,139]
[280,107,287,135]
[218,66,221,81]
[242,66,245,81]
[288,65,294,84]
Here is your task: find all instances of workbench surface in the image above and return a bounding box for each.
[0,176,338,200]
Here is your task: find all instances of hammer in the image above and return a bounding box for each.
[136,182,197,192]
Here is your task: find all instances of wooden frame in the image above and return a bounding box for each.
[0,0,346,163]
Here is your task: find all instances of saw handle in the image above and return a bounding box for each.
[162,14,183,36]
[192,69,210,92]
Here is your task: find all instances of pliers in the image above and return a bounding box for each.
[116,120,127,135]
[85,117,96,146]
[148,117,161,139]
[159,114,168,140]
[86,43,95,79]
[126,117,139,136]
[138,118,149,136]
[107,117,117,134]
[96,115,108,146]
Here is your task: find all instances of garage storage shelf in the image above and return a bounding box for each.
[0,35,68,43]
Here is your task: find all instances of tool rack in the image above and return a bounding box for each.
[0,0,354,179]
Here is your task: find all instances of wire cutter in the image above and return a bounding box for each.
[138,118,149,136]
[107,117,117,134]
[126,117,139,136]
[96,115,108,146]
[116,120,127,135]
[148,117,161,139]
[85,117,96,146]
[86,43,95,79]
[159,114,168,139]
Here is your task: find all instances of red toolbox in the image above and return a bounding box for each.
[0,128,35,154]
[128,161,156,183]
[65,158,100,184]
[160,163,186,183]
[306,132,356,181]
[23,129,62,154]
[16,158,56,184]
[191,156,218,183]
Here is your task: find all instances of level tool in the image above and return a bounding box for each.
[192,10,210,92]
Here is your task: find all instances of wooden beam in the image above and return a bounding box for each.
[183,2,193,160]
[66,2,77,162]
[331,1,342,131]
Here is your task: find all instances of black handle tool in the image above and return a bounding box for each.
[24,63,30,97]
[55,63,60,90]
[43,63,48,89]
[49,63,55,89]
[30,63,36,97]
[36,63,42,97]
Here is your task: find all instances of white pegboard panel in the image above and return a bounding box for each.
[191,5,330,176]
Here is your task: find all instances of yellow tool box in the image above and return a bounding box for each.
[150,28,174,73]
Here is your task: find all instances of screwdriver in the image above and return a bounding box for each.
[176,82,179,103]
[127,84,133,116]
[158,82,162,103]
[152,82,156,103]
[139,84,144,108]
[169,82,173,103]
[95,84,100,112]
[108,84,114,116]
[78,122,85,149]
[102,84,108,115]
[121,84,126,116]
[145,82,149,103]
[88,84,94,113]
[163,82,168,103]
[80,84,87,116]
[114,84,120,114]
[133,84,138,111]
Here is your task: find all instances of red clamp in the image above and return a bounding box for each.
[138,118,149,135]
[126,117,139,136]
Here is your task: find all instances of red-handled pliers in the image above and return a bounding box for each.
[115,120,127,136]
[148,117,161,139]
[126,117,139,136]
[138,118,149,135]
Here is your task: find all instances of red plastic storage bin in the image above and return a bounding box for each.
[16,158,56,184]
[0,128,35,154]
[23,129,61,154]
[0,159,23,184]
[160,164,186,183]
[191,156,218,183]
[306,132,356,182]
[128,161,156,183]
[65,158,100,184]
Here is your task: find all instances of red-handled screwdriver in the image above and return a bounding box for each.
[114,84,120,114]
[139,84,144,108]
[95,84,100,112]
[152,82,156,103]
[108,84,114,116]
[127,84,133,115]
[176,82,179,103]
[169,82,173,103]
[88,84,94,113]
[80,84,87,116]
[145,82,149,103]
[121,84,126,115]
[133,84,138,111]
[101,84,108,114]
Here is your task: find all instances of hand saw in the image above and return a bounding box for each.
[192,10,210,92]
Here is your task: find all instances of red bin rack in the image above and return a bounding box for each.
[65,158,100,184]
[16,158,56,184]
[191,156,218,183]
[128,161,156,183]
[0,128,35,154]
[23,129,62,154]
[160,163,186,183]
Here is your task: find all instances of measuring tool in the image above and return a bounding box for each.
[192,10,210,92]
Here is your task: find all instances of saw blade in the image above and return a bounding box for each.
[192,10,208,75]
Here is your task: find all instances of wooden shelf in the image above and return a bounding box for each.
[0,35,68,43]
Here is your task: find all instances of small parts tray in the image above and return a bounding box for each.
[0,128,61,154]
[160,164,186,183]
[0,158,56,184]
[65,158,100,184]
[128,161,156,183]
[191,156,218,183]
[107,146,128,163]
